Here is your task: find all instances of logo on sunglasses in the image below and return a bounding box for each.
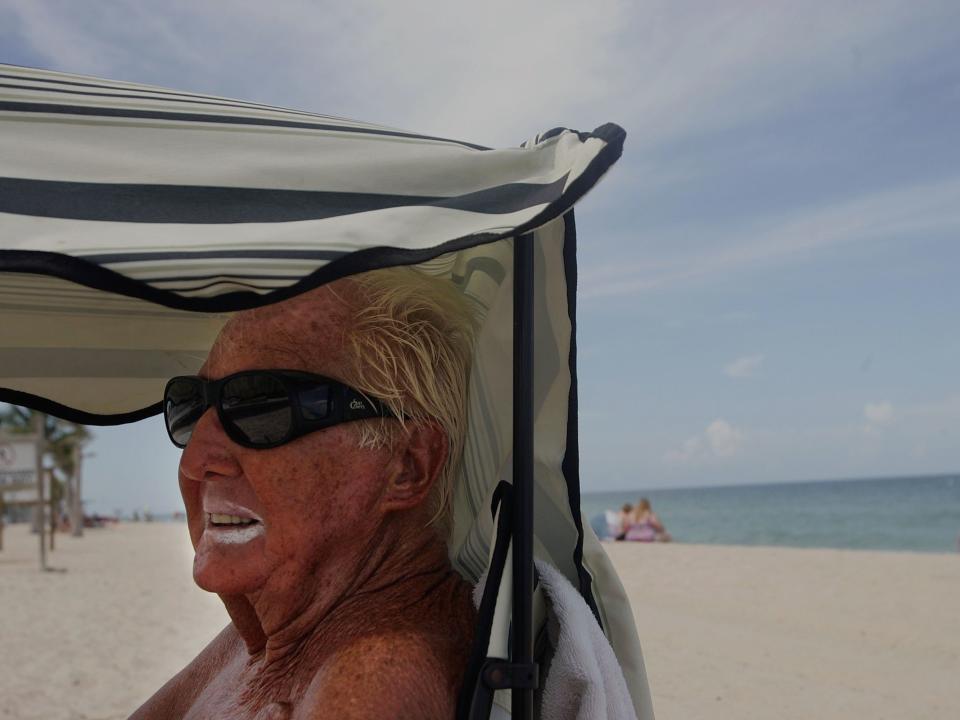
[349,399,366,411]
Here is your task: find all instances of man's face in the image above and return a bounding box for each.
[177,284,393,597]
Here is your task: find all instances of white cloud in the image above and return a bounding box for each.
[602,1,952,153]
[586,394,960,491]
[663,435,703,465]
[665,418,743,464]
[580,176,960,298]
[3,0,953,148]
[864,401,894,426]
[0,0,629,146]
[724,354,764,378]
[3,1,958,502]
[902,394,960,422]
[706,419,743,457]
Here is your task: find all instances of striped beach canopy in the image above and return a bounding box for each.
[0,64,652,719]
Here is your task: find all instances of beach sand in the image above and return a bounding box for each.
[0,522,228,720]
[605,541,959,720]
[1,523,957,719]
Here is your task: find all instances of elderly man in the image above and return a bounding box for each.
[132,268,478,720]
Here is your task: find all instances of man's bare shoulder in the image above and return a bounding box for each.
[128,623,244,720]
[298,631,454,720]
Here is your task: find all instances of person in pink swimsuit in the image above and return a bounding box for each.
[623,498,671,542]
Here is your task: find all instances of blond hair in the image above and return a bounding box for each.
[340,267,477,539]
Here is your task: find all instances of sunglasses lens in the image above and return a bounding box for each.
[221,374,292,446]
[298,385,332,420]
[165,378,206,448]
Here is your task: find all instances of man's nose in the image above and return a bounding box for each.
[178,408,242,483]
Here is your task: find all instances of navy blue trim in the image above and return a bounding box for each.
[144,272,301,283]
[83,249,344,264]
[0,123,626,424]
[457,481,514,720]
[150,278,282,294]
[0,100,490,151]
[0,175,567,224]
[511,232,536,719]
[559,210,603,628]
[0,389,161,426]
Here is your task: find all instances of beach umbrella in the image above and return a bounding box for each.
[0,63,653,719]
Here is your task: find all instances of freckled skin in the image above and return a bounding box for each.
[129,282,476,720]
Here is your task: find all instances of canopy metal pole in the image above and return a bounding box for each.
[511,234,535,719]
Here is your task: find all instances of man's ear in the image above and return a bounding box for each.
[379,421,448,514]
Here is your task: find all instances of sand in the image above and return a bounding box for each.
[605,542,960,720]
[1,523,957,720]
[0,522,228,720]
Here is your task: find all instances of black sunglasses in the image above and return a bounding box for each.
[163,369,395,449]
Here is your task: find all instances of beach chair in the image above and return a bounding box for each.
[0,64,654,720]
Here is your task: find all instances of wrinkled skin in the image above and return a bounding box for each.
[130,282,476,720]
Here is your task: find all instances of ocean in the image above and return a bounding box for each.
[581,474,960,554]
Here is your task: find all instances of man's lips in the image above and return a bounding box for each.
[207,513,260,527]
[198,501,265,543]
[202,515,266,544]
[201,499,263,527]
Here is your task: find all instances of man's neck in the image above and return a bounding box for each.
[220,514,456,667]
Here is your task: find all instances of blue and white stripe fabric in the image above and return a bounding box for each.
[0,63,652,719]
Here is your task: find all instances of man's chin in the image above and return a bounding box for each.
[192,560,265,595]
[192,533,267,595]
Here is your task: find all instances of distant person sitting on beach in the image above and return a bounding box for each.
[132,268,477,720]
[623,498,672,543]
[615,503,634,541]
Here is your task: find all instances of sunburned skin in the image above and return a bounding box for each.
[129,280,476,720]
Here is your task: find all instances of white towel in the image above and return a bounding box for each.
[536,561,639,720]
[473,560,639,720]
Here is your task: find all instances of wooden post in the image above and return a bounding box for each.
[71,444,83,538]
[48,469,56,552]
[35,413,47,571]
[37,454,46,570]
[64,457,74,532]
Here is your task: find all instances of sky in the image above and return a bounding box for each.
[2,0,959,513]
